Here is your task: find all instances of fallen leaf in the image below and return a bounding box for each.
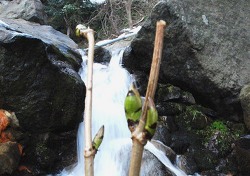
[0,109,9,132]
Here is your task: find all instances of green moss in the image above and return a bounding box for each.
[211,120,228,133]
[197,120,245,156]
[186,106,202,119]
[182,105,210,130]
[157,84,173,97]
[167,84,175,93]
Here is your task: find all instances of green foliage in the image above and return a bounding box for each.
[44,0,159,41]
[44,0,98,39]
[211,120,228,133]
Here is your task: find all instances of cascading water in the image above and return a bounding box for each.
[58,45,187,176]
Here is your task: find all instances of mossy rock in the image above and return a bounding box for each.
[176,105,211,131]
[197,120,245,157]
[156,102,185,116]
[156,84,195,105]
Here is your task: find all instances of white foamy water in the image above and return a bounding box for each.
[57,48,187,176]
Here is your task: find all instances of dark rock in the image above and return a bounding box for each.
[157,84,182,102]
[18,130,77,175]
[0,18,82,70]
[192,105,218,119]
[180,91,196,105]
[189,146,219,171]
[177,105,211,130]
[176,154,197,175]
[156,102,184,116]
[0,18,84,174]
[132,71,148,96]
[0,0,47,24]
[156,84,195,105]
[0,142,21,175]
[124,0,250,122]
[215,152,238,176]
[94,47,111,64]
[235,135,250,175]
[240,84,250,130]
[0,18,85,132]
[159,115,178,133]
[142,149,177,176]
[200,170,226,176]
[153,122,172,146]
[170,131,194,154]
[122,46,134,73]
[52,131,77,174]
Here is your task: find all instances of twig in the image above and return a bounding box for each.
[133,16,145,27]
[84,32,138,51]
[128,20,166,176]
[76,24,95,176]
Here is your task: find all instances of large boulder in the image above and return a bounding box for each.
[123,0,250,121]
[0,18,85,132]
[0,0,47,24]
[0,18,85,174]
[240,84,250,130]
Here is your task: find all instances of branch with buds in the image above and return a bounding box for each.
[124,20,166,176]
[76,24,104,176]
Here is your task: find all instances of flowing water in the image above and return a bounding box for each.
[58,47,187,176]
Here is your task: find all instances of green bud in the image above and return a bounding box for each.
[92,125,104,151]
[75,24,87,37]
[145,98,158,140]
[124,83,142,132]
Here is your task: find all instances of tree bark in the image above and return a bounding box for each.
[128,20,166,176]
[125,0,133,29]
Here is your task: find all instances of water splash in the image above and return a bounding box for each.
[145,142,186,176]
[58,48,187,176]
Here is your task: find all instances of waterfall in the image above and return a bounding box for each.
[57,47,187,176]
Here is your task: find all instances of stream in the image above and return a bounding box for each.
[57,40,187,176]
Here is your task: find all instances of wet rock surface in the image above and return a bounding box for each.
[144,82,247,175]
[122,0,249,174]
[142,149,177,176]
[0,19,85,174]
[124,0,250,122]
[0,18,85,132]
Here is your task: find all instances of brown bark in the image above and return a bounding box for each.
[128,20,166,176]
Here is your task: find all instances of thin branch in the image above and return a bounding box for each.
[76,24,95,176]
[128,20,166,176]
